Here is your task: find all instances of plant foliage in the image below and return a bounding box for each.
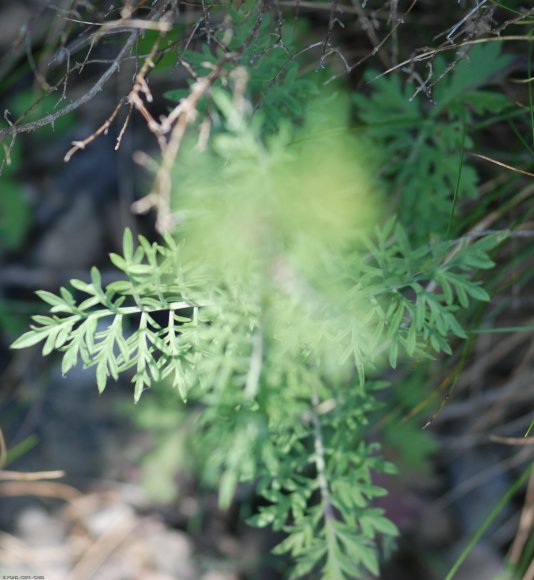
[11,85,504,576]
[354,44,513,239]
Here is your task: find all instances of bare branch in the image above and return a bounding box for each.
[64,97,127,162]
[0,31,137,142]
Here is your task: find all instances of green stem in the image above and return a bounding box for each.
[445,461,533,580]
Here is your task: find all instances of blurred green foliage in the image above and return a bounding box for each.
[12,95,504,577]
[7,2,532,576]
[0,142,30,249]
[354,44,514,239]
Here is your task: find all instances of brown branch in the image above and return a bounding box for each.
[126,31,167,149]
[65,17,173,32]
[133,1,267,232]
[0,1,168,138]
[0,428,6,469]
[64,97,127,162]
[320,0,339,67]
[350,0,391,68]
[470,152,534,178]
[0,469,65,481]
[132,74,214,230]
[276,0,373,15]
[371,34,534,83]
[0,31,137,141]
[326,0,418,83]
[115,104,134,151]
[490,435,534,446]
[0,481,82,500]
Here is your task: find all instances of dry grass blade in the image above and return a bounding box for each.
[0,427,6,469]
[0,469,65,480]
[65,17,173,32]
[0,481,81,500]
[507,467,534,565]
[471,152,534,178]
[490,435,534,446]
[371,34,534,82]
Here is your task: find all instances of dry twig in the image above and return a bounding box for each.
[0,481,81,501]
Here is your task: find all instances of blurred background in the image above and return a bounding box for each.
[1,1,533,579]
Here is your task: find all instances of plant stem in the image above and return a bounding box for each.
[311,382,335,523]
